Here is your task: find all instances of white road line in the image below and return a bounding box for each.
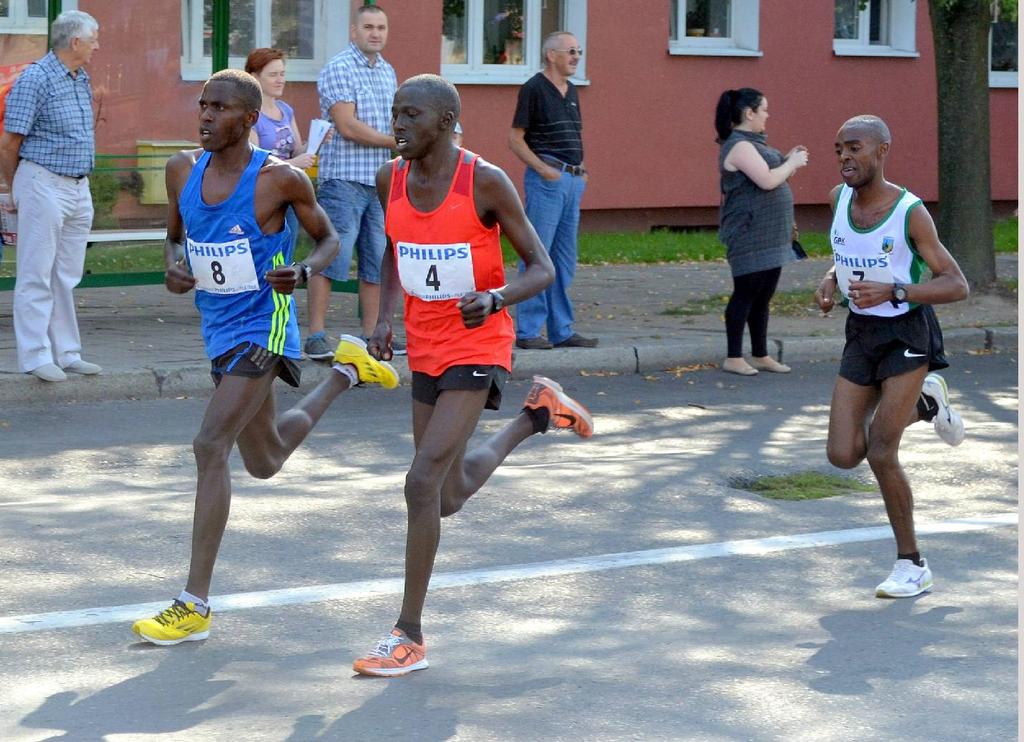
[0,514,1015,635]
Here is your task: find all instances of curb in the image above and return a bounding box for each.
[0,325,1014,405]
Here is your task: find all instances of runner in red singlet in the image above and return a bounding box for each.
[352,74,595,677]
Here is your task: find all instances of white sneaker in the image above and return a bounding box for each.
[63,359,102,375]
[920,373,965,446]
[875,558,933,598]
[29,363,67,382]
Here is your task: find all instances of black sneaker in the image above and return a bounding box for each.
[516,336,554,350]
[304,333,334,360]
[554,333,599,348]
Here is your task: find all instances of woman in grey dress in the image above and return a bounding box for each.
[716,88,808,375]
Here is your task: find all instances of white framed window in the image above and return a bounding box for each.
[180,0,347,82]
[668,0,761,57]
[0,0,48,35]
[441,0,588,85]
[833,0,918,58]
[989,11,1018,88]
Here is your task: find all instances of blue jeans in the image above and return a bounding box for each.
[516,167,586,344]
[317,179,385,283]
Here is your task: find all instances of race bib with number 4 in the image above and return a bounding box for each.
[187,237,259,295]
[396,241,475,301]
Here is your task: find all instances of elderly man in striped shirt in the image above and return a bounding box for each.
[0,11,101,382]
[306,3,400,360]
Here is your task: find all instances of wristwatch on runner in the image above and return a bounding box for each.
[291,262,309,286]
[487,289,506,313]
[891,282,908,307]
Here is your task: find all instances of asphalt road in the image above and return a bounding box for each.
[0,353,1017,741]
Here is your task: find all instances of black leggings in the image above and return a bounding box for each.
[724,267,782,358]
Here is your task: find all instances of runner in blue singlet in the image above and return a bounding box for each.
[131,69,400,647]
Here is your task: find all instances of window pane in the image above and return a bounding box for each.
[28,0,46,18]
[203,0,255,58]
[272,0,315,60]
[834,0,859,40]
[686,0,730,38]
[483,0,524,65]
[868,0,888,45]
[670,1,678,41]
[442,0,467,64]
[0,2,10,18]
[540,0,563,39]
[991,19,1018,72]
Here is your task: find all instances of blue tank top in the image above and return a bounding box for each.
[179,147,299,360]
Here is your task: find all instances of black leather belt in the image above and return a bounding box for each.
[540,156,585,177]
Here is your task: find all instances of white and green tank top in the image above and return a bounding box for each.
[830,184,927,318]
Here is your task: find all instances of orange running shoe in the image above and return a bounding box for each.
[352,629,428,677]
[523,375,594,438]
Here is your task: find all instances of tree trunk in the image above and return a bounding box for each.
[928,0,997,289]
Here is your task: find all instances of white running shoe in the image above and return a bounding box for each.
[875,558,933,598]
[920,373,965,446]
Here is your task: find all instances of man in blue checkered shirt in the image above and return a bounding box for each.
[0,11,101,383]
[305,3,400,360]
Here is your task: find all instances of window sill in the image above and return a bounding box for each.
[832,45,919,58]
[0,25,46,35]
[441,69,590,86]
[181,61,323,83]
[989,73,1018,88]
[668,44,762,57]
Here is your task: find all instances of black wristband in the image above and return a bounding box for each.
[290,262,309,285]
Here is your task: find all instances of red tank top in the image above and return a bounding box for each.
[386,149,513,376]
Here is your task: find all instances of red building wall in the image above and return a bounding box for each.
[82,1,1016,228]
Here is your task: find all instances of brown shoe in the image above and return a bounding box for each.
[721,358,758,376]
[750,356,791,373]
[516,337,554,350]
[553,333,599,348]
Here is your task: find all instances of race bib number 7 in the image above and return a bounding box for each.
[187,238,259,295]
[834,255,894,299]
[396,241,475,301]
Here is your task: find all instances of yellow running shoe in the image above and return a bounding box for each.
[333,334,400,389]
[352,629,428,677]
[523,375,594,438]
[132,600,211,646]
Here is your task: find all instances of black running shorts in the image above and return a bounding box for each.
[839,305,948,387]
[411,364,510,410]
[210,341,301,388]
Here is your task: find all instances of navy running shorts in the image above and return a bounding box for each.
[411,364,510,410]
[839,305,948,387]
[210,341,301,388]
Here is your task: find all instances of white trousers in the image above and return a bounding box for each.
[13,160,94,372]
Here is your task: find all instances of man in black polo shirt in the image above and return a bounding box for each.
[508,31,597,350]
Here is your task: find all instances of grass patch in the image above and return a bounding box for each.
[732,471,875,501]
[994,216,1018,253]
[501,229,836,266]
[0,217,1014,278]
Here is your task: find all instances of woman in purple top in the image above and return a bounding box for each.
[245,48,317,251]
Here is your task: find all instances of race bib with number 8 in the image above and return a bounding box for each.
[187,237,259,295]
[396,241,475,301]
